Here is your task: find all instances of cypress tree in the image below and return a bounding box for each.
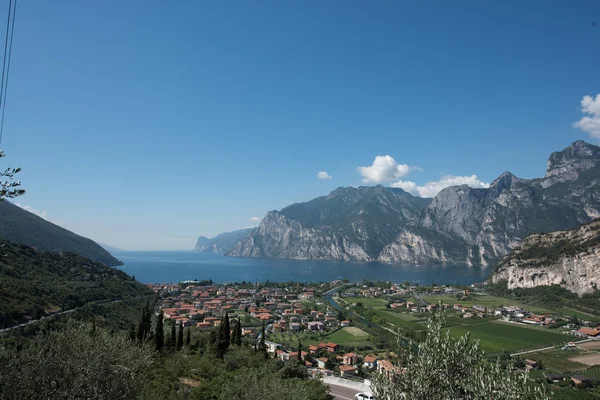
[137,308,146,342]
[207,329,217,355]
[177,324,184,351]
[155,310,164,351]
[259,321,266,349]
[297,340,303,366]
[236,319,242,345]
[185,327,191,347]
[128,323,136,342]
[222,312,231,344]
[142,300,152,340]
[168,321,176,349]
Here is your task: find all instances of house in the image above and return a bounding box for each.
[264,341,282,353]
[571,375,592,386]
[341,320,351,327]
[339,365,357,377]
[378,360,400,378]
[308,345,320,354]
[325,342,340,353]
[316,357,328,369]
[363,356,378,369]
[290,323,301,332]
[577,327,600,337]
[524,359,538,370]
[196,322,211,329]
[272,323,282,333]
[546,373,564,383]
[343,353,358,365]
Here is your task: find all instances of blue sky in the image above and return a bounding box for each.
[2,0,599,250]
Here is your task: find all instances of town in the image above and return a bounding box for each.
[147,279,600,394]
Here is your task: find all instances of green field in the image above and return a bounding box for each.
[268,327,371,347]
[447,320,572,353]
[342,297,388,309]
[523,349,588,371]
[552,388,600,399]
[423,294,553,314]
[373,310,427,330]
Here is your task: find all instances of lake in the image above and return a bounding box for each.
[114,251,491,285]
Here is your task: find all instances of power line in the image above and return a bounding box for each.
[0,0,16,145]
[0,0,13,113]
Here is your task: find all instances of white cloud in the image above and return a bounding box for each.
[15,203,47,219]
[317,171,332,180]
[358,155,415,183]
[391,175,490,198]
[573,94,600,138]
[250,216,262,223]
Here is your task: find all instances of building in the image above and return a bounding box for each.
[343,353,358,365]
[577,327,600,337]
[325,342,340,353]
[316,358,328,369]
[339,365,357,377]
[363,356,378,369]
[571,375,593,386]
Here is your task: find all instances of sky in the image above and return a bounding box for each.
[1,0,599,250]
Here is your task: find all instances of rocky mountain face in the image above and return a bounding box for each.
[491,219,600,296]
[0,201,122,266]
[194,228,255,254]
[229,186,431,261]
[228,141,600,266]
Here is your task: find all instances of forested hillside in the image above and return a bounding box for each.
[0,240,151,328]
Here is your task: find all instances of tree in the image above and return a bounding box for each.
[128,323,136,342]
[142,300,152,340]
[167,321,176,349]
[177,324,184,351]
[154,310,164,351]
[222,312,231,344]
[137,308,146,342]
[0,151,25,201]
[185,327,191,347]
[0,322,153,400]
[371,308,550,400]
[297,340,303,366]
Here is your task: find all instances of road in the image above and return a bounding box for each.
[510,339,591,356]
[0,295,153,334]
[328,383,362,400]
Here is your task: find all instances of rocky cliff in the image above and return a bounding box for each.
[491,219,600,296]
[228,141,600,266]
[194,228,255,254]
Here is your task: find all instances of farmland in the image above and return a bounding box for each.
[422,294,553,314]
[446,320,572,353]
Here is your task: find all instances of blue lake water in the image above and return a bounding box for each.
[115,251,491,285]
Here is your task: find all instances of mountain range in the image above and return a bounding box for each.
[195,141,600,267]
[0,201,122,266]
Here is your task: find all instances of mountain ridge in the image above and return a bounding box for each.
[0,201,122,266]
[225,141,600,265]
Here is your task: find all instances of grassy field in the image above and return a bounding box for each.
[422,294,553,314]
[524,349,588,371]
[447,320,572,353]
[373,310,427,330]
[552,388,600,399]
[342,297,388,309]
[268,327,371,347]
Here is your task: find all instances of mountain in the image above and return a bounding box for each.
[229,185,431,260]
[491,219,600,296]
[0,239,151,328]
[194,228,256,254]
[228,141,600,266]
[0,201,122,266]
